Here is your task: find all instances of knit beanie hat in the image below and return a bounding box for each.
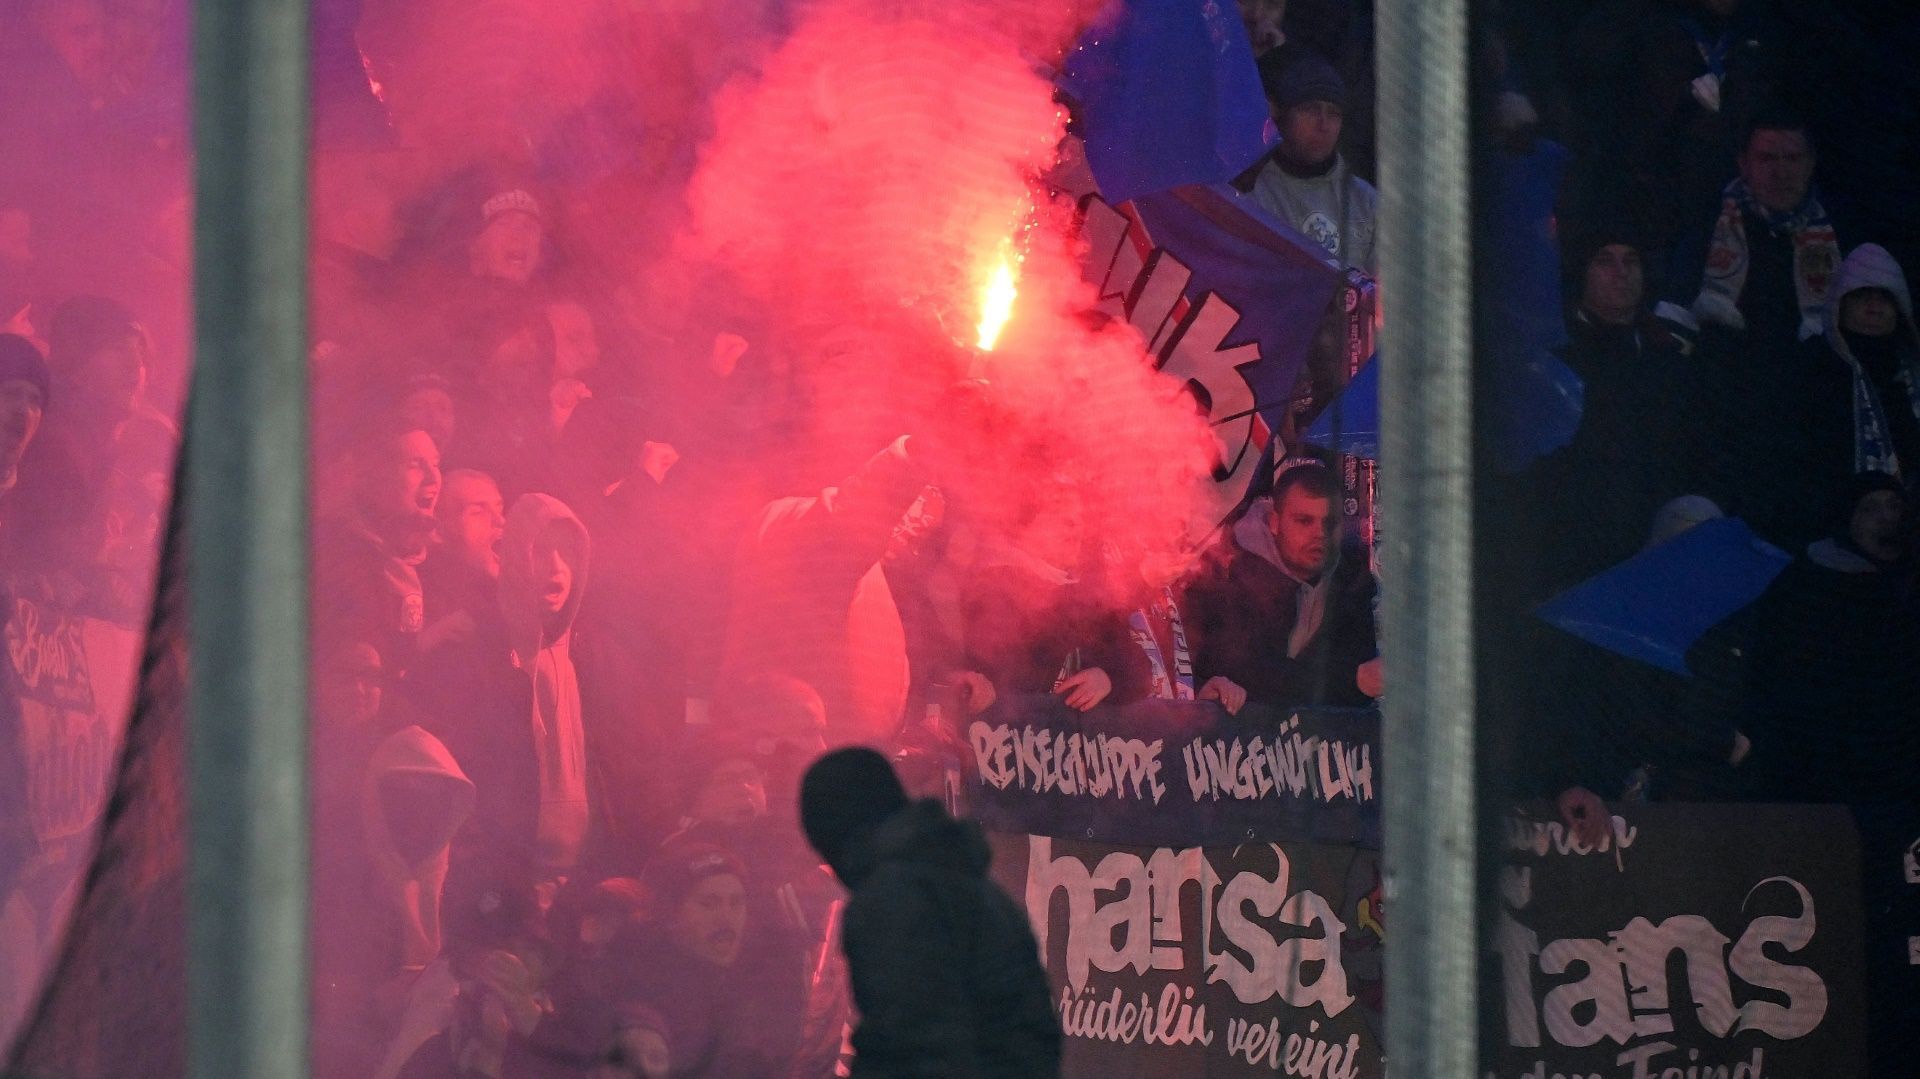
[1561,221,1649,288]
[0,334,50,406]
[799,747,908,870]
[640,839,745,919]
[1258,46,1346,112]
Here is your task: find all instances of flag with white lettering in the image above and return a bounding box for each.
[969,695,1384,1077]
[1055,139,1350,538]
[967,695,1379,849]
[988,831,1385,1078]
[1493,803,1868,1079]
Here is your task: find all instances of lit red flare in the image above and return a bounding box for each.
[975,247,1020,351]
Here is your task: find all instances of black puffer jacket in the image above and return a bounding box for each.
[832,800,1060,1079]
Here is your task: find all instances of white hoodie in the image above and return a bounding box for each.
[359,725,475,972]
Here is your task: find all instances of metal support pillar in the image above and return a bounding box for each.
[1375,0,1477,1074]
[187,0,310,1075]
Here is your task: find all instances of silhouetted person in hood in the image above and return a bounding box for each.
[799,748,1059,1078]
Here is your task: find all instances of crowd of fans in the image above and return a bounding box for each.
[1230,0,1918,826]
[1441,1,1920,825]
[1,0,1917,1075]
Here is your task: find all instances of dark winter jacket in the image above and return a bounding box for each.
[416,550,494,628]
[1529,307,1718,587]
[313,513,429,677]
[832,800,1059,1079]
[1669,190,1849,365]
[1184,501,1378,709]
[1743,540,1920,806]
[1773,245,1920,548]
[569,462,703,854]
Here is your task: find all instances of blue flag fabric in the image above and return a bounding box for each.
[1124,183,1342,431]
[1481,141,1584,471]
[1304,353,1380,460]
[1060,0,1275,205]
[1535,517,1791,677]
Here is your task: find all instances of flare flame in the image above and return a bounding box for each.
[975,247,1020,351]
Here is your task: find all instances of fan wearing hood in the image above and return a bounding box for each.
[313,725,475,1079]
[799,748,1060,1079]
[1185,460,1380,709]
[404,492,601,887]
[1774,244,1920,547]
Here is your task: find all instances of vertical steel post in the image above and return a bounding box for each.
[1375,0,1477,1074]
[187,0,310,1075]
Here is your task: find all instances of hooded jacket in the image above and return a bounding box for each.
[312,726,474,1078]
[361,726,478,970]
[830,799,1060,1079]
[1774,245,1920,545]
[1814,245,1920,476]
[406,493,601,881]
[1183,498,1379,708]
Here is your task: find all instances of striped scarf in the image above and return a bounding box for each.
[1839,347,1920,480]
[1127,587,1195,701]
[1693,178,1839,342]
